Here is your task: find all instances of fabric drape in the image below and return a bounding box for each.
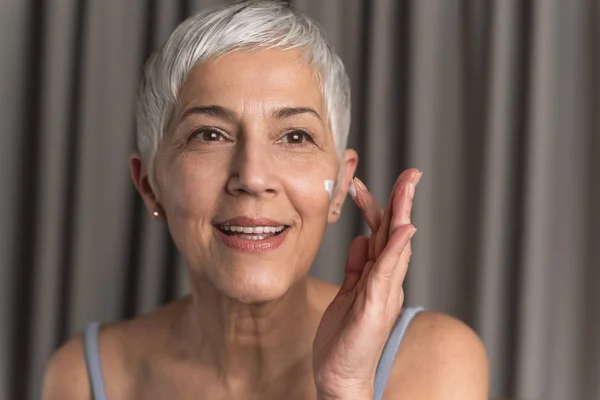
[0,1,597,399]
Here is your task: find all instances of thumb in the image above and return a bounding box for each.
[339,236,369,294]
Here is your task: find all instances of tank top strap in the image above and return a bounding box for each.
[82,308,425,400]
[373,306,426,400]
[83,321,108,400]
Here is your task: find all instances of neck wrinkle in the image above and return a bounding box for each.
[175,275,319,389]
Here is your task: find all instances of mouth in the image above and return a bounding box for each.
[213,217,291,252]
[216,224,289,241]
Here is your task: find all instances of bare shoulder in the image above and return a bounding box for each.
[383,310,489,400]
[42,334,91,400]
[42,299,186,400]
[42,321,135,400]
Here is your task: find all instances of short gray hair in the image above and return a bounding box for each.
[136,0,351,187]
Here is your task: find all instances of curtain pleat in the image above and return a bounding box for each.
[476,0,525,394]
[0,1,596,399]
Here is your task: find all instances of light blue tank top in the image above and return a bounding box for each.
[83,306,425,400]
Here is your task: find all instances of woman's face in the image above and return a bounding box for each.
[142,49,356,302]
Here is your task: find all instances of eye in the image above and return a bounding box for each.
[192,129,226,142]
[280,130,313,145]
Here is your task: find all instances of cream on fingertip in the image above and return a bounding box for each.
[348,179,357,199]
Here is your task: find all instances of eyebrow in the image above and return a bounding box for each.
[180,105,237,123]
[272,107,323,122]
[179,105,323,124]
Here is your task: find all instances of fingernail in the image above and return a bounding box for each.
[353,176,367,192]
[415,170,423,182]
[348,179,357,199]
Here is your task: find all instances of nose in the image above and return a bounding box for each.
[226,135,279,197]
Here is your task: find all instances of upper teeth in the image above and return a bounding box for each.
[220,225,285,234]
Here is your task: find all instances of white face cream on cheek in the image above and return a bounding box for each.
[324,180,335,199]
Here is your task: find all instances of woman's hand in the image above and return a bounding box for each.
[313,168,422,400]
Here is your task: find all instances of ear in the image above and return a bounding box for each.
[328,149,358,223]
[130,151,165,221]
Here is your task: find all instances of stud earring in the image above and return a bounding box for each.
[331,210,340,215]
[153,211,160,217]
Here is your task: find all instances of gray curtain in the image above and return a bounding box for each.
[0,0,598,399]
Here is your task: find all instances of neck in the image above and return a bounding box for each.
[174,275,319,390]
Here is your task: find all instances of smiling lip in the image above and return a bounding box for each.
[213,216,289,253]
[215,216,287,227]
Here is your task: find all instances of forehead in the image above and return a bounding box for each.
[178,49,325,113]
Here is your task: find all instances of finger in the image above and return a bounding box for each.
[374,169,421,258]
[350,177,384,233]
[391,235,414,288]
[369,224,416,298]
[339,235,369,294]
[372,194,393,260]
[389,169,422,234]
[350,177,386,261]
[385,170,422,287]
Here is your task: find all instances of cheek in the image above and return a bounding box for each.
[158,152,228,218]
[277,155,338,218]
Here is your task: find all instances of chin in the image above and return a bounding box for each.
[217,268,297,304]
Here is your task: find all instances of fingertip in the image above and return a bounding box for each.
[415,170,423,183]
[350,177,367,209]
[353,177,367,193]
[348,178,357,199]
[350,234,370,248]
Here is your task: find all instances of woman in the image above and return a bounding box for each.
[43,1,488,399]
